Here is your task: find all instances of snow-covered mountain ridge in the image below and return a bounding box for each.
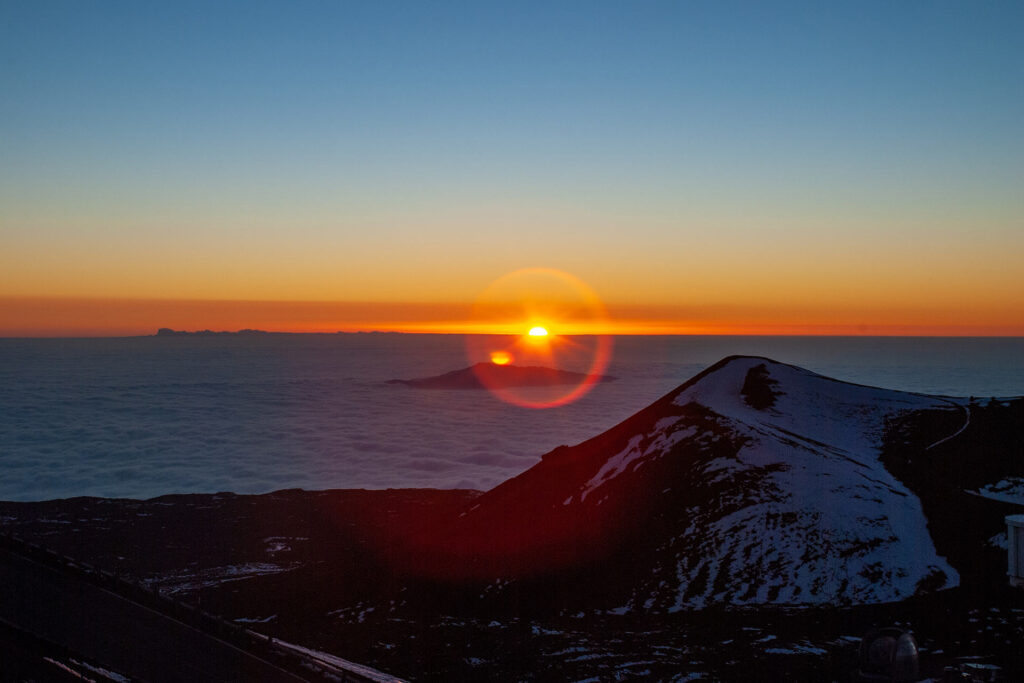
[421,356,983,609]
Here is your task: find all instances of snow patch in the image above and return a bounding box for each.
[988,532,1009,550]
[763,642,829,656]
[970,478,1024,505]
[143,563,299,595]
[581,425,698,501]
[268,638,407,682]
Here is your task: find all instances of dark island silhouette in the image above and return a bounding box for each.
[387,361,616,389]
[156,327,271,337]
[154,328,403,336]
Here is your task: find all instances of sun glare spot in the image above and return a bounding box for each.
[490,350,512,365]
[466,267,612,409]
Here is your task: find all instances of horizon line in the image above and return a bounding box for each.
[4,329,1024,340]
[2,296,1023,338]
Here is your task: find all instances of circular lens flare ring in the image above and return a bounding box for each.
[466,268,613,409]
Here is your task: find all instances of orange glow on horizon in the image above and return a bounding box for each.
[464,268,614,409]
[1,296,1023,338]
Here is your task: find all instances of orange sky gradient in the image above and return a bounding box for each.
[3,5,1022,340]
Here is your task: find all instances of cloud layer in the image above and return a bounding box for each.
[1,335,1019,502]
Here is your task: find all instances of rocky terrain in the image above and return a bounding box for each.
[3,356,1022,681]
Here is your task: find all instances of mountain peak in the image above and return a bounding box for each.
[406,357,970,610]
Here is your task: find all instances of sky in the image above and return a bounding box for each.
[2,1,1022,336]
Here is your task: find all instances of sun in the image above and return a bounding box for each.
[465,267,612,409]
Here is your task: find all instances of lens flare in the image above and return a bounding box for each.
[466,268,612,409]
[490,350,512,365]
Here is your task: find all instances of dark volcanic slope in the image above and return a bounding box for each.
[6,356,1020,616]
[3,357,1023,681]
[402,356,1023,610]
[882,395,1024,592]
[0,489,479,595]
[387,362,615,389]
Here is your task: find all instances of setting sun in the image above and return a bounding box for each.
[465,268,613,409]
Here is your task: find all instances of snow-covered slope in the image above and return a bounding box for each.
[416,356,967,609]
[609,356,960,608]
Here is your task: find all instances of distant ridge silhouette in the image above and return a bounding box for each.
[156,328,271,336]
[387,362,616,390]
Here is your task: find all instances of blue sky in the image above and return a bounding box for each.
[1,1,1022,334]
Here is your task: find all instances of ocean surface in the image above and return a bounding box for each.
[1,335,1021,502]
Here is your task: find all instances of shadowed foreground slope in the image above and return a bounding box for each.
[3,357,1022,680]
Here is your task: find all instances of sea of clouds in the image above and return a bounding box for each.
[1,334,1021,502]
